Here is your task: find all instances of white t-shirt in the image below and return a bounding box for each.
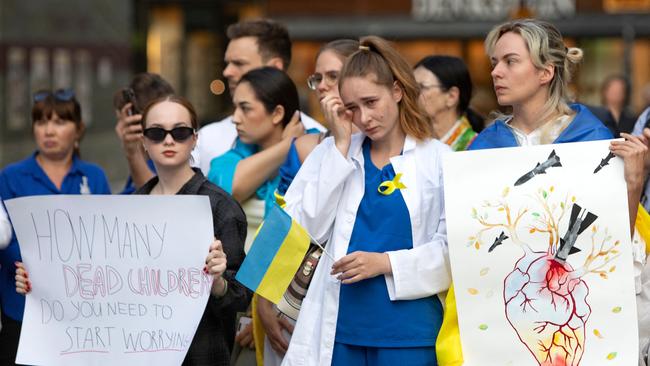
[191,112,325,175]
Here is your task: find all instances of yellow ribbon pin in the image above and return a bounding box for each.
[378,173,407,196]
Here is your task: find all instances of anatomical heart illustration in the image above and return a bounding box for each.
[443,140,638,366]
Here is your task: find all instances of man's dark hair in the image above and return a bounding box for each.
[226,19,292,70]
[113,73,174,114]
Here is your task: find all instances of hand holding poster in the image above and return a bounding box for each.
[5,195,214,366]
[443,140,638,365]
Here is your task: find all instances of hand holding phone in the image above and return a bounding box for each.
[115,88,144,151]
[122,88,138,116]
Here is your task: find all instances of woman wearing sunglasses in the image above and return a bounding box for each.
[15,95,249,365]
[134,95,249,365]
[1,89,111,364]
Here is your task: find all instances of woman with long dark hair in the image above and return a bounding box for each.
[207,67,305,214]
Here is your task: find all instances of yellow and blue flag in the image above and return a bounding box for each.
[236,204,311,303]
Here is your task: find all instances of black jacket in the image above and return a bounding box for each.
[136,169,250,366]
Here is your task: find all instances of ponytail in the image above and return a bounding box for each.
[339,36,433,140]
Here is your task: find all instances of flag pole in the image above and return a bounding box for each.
[305,231,336,262]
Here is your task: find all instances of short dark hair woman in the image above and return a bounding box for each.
[2,89,111,364]
[414,55,483,150]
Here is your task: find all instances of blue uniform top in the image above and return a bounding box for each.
[207,138,278,216]
[208,130,320,216]
[276,141,301,198]
[119,159,156,194]
[335,138,443,348]
[469,104,613,150]
[0,152,111,321]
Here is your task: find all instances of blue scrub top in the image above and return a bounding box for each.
[0,152,111,321]
[209,129,320,216]
[120,159,156,194]
[207,138,279,216]
[335,139,443,348]
[276,140,301,198]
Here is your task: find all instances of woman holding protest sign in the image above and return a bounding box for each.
[16,95,249,366]
[135,95,248,365]
[1,89,111,364]
[282,36,451,365]
[469,18,647,237]
[465,18,650,365]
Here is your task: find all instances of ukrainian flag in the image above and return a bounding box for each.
[236,204,311,303]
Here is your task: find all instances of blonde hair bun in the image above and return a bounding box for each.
[566,47,583,64]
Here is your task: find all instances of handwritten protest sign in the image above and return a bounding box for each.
[5,195,214,366]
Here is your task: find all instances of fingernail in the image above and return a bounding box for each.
[203,266,208,274]
[24,272,28,278]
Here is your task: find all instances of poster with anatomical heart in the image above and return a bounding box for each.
[443,139,638,366]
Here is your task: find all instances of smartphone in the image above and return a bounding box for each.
[236,315,252,336]
[122,88,138,116]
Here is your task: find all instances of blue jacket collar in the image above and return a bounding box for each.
[469,104,613,150]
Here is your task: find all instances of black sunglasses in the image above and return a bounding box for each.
[33,89,76,103]
[143,126,196,143]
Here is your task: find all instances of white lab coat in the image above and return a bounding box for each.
[281,133,452,366]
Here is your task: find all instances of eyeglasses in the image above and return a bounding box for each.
[33,89,76,103]
[307,71,339,90]
[143,126,196,143]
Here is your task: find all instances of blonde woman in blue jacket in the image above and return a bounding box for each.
[282,36,451,366]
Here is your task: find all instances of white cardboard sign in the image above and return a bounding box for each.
[443,140,638,365]
[5,195,214,366]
